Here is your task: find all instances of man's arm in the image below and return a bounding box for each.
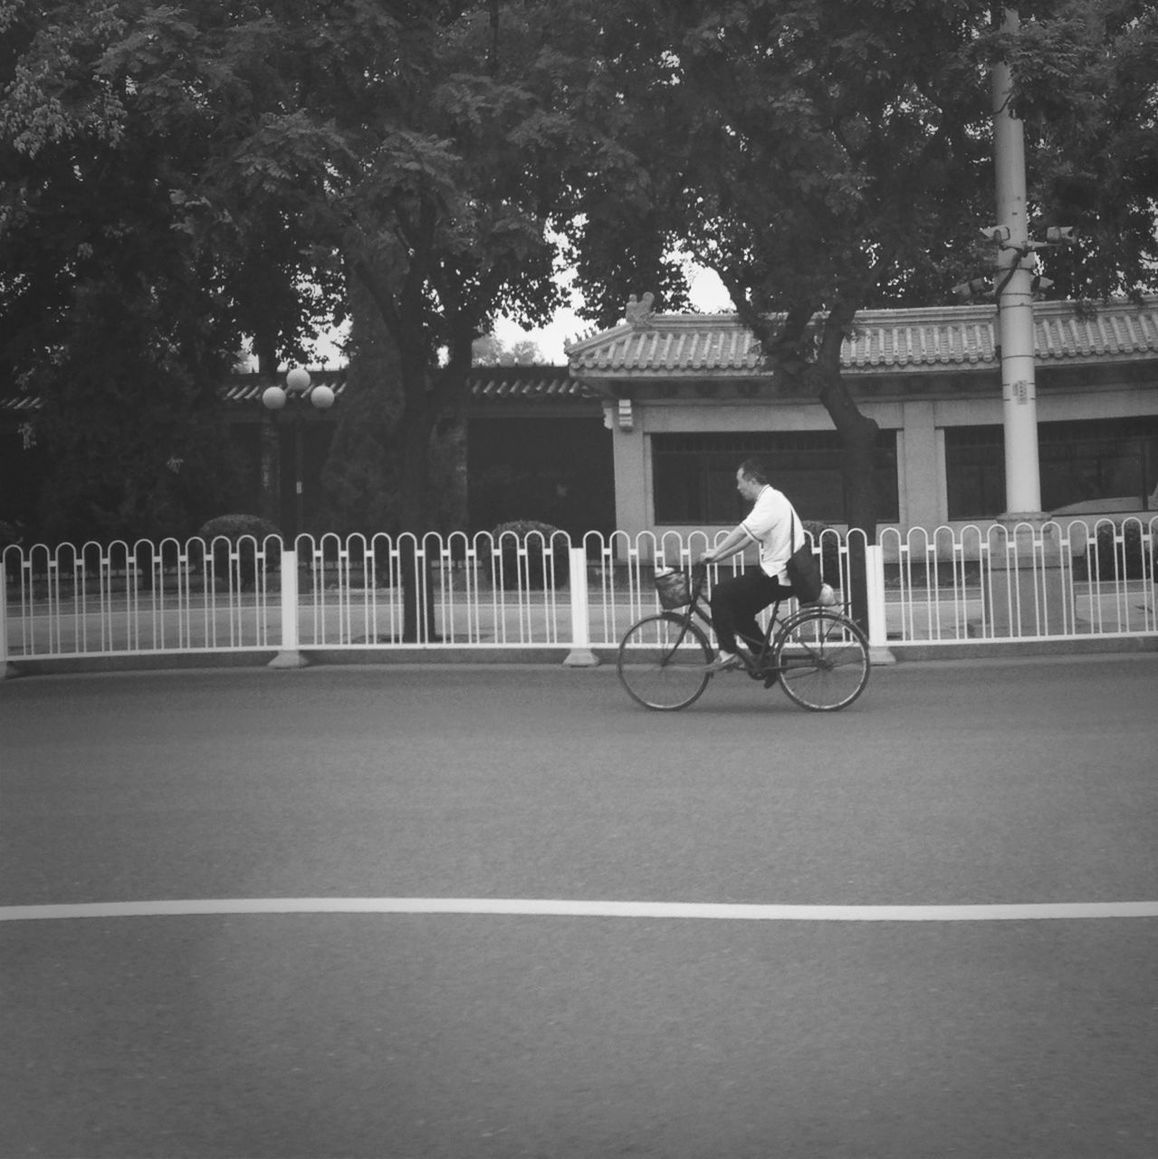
[699,524,752,564]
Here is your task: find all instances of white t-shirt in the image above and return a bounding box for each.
[741,485,804,579]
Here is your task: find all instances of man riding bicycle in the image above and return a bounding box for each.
[698,458,834,673]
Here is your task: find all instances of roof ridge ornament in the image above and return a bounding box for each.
[624,292,655,327]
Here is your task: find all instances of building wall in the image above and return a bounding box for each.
[602,367,1158,542]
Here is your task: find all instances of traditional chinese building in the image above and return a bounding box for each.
[4,297,1157,544]
[564,297,1158,538]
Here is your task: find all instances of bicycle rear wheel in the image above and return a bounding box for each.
[772,608,870,711]
[617,613,714,710]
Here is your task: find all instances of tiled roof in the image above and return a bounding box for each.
[221,368,348,404]
[0,394,40,413]
[565,299,1158,376]
[1,366,590,414]
[6,300,1155,417]
[221,366,592,402]
[468,366,594,400]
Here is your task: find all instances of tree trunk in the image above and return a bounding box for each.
[814,367,880,542]
[254,345,282,530]
[743,303,880,629]
[347,255,474,643]
[394,395,439,643]
[812,320,879,632]
[259,416,280,527]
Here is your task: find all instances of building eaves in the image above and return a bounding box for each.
[468,367,596,401]
[3,367,592,414]
[0,394,41,414]
[221,367,595,404]
[221,369,349,404]
[565,298,1158,377]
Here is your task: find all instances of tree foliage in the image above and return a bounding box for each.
[2,0,1154,556]
[561,0,1157,545]
[0,1,611,546]
[471,335,547,365]
[1011,0,1158,299]
[559,0,1000,542]
[0,0,335,539]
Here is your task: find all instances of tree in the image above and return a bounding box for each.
[471,335,547,365]
[565,0,1158,509]
[1,1,617,634]
[559,0,1156,624]
[0,5,233,542]
[208,2,627,636]
[0,0,338,541]
[1010,0,1158,300]
[318,278,466,544]
[145,2,608,636]
[566,0,997,541]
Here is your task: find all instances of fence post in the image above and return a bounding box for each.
[0,563,14,679]
[864,544,895,665]
[563,547,599,667]
[269,546,309,669]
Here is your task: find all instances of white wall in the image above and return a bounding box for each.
[605,370,1158,541]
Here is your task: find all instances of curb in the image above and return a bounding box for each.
[2,635,1157,679]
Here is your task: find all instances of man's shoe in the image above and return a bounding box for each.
[705,652,743,673]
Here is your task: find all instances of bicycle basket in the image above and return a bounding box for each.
[654,568,691,609]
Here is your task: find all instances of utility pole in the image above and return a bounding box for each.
[982,7,1071,637]
[992,6,1043,517]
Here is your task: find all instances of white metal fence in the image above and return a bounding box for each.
[878,518,1158,645]
[2,519,1155,668]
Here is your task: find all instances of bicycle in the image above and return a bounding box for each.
[616,563,870,712]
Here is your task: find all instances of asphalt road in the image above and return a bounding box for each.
[2,656,1157,1159]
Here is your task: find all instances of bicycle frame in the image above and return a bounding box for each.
[619,564,870,712]
[673,565,789,678]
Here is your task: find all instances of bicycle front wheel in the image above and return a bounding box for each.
[772,608,870,711]
[617,613,714,710]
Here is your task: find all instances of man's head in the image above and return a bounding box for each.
[736,458,769,502]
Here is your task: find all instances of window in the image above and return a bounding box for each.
[945,426,1005,518]
[1040,418,1158,513]
[652,431,899,524]
[945,417,1158,518]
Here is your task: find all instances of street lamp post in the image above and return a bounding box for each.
[260,368,335,536]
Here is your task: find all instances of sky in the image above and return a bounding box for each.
[309,263,735,368]
[491,263,734,363]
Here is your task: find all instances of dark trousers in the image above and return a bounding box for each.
[709,568,791,654]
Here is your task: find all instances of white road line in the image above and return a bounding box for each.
[2,898,1158,922]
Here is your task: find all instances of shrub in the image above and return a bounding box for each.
[480,520,570,590]
[1073,521,1156,582]
[194,514,283,589]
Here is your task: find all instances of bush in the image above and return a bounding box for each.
[1073,521,1156,582]
[481,520,570,590]
[194,514,283,589]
